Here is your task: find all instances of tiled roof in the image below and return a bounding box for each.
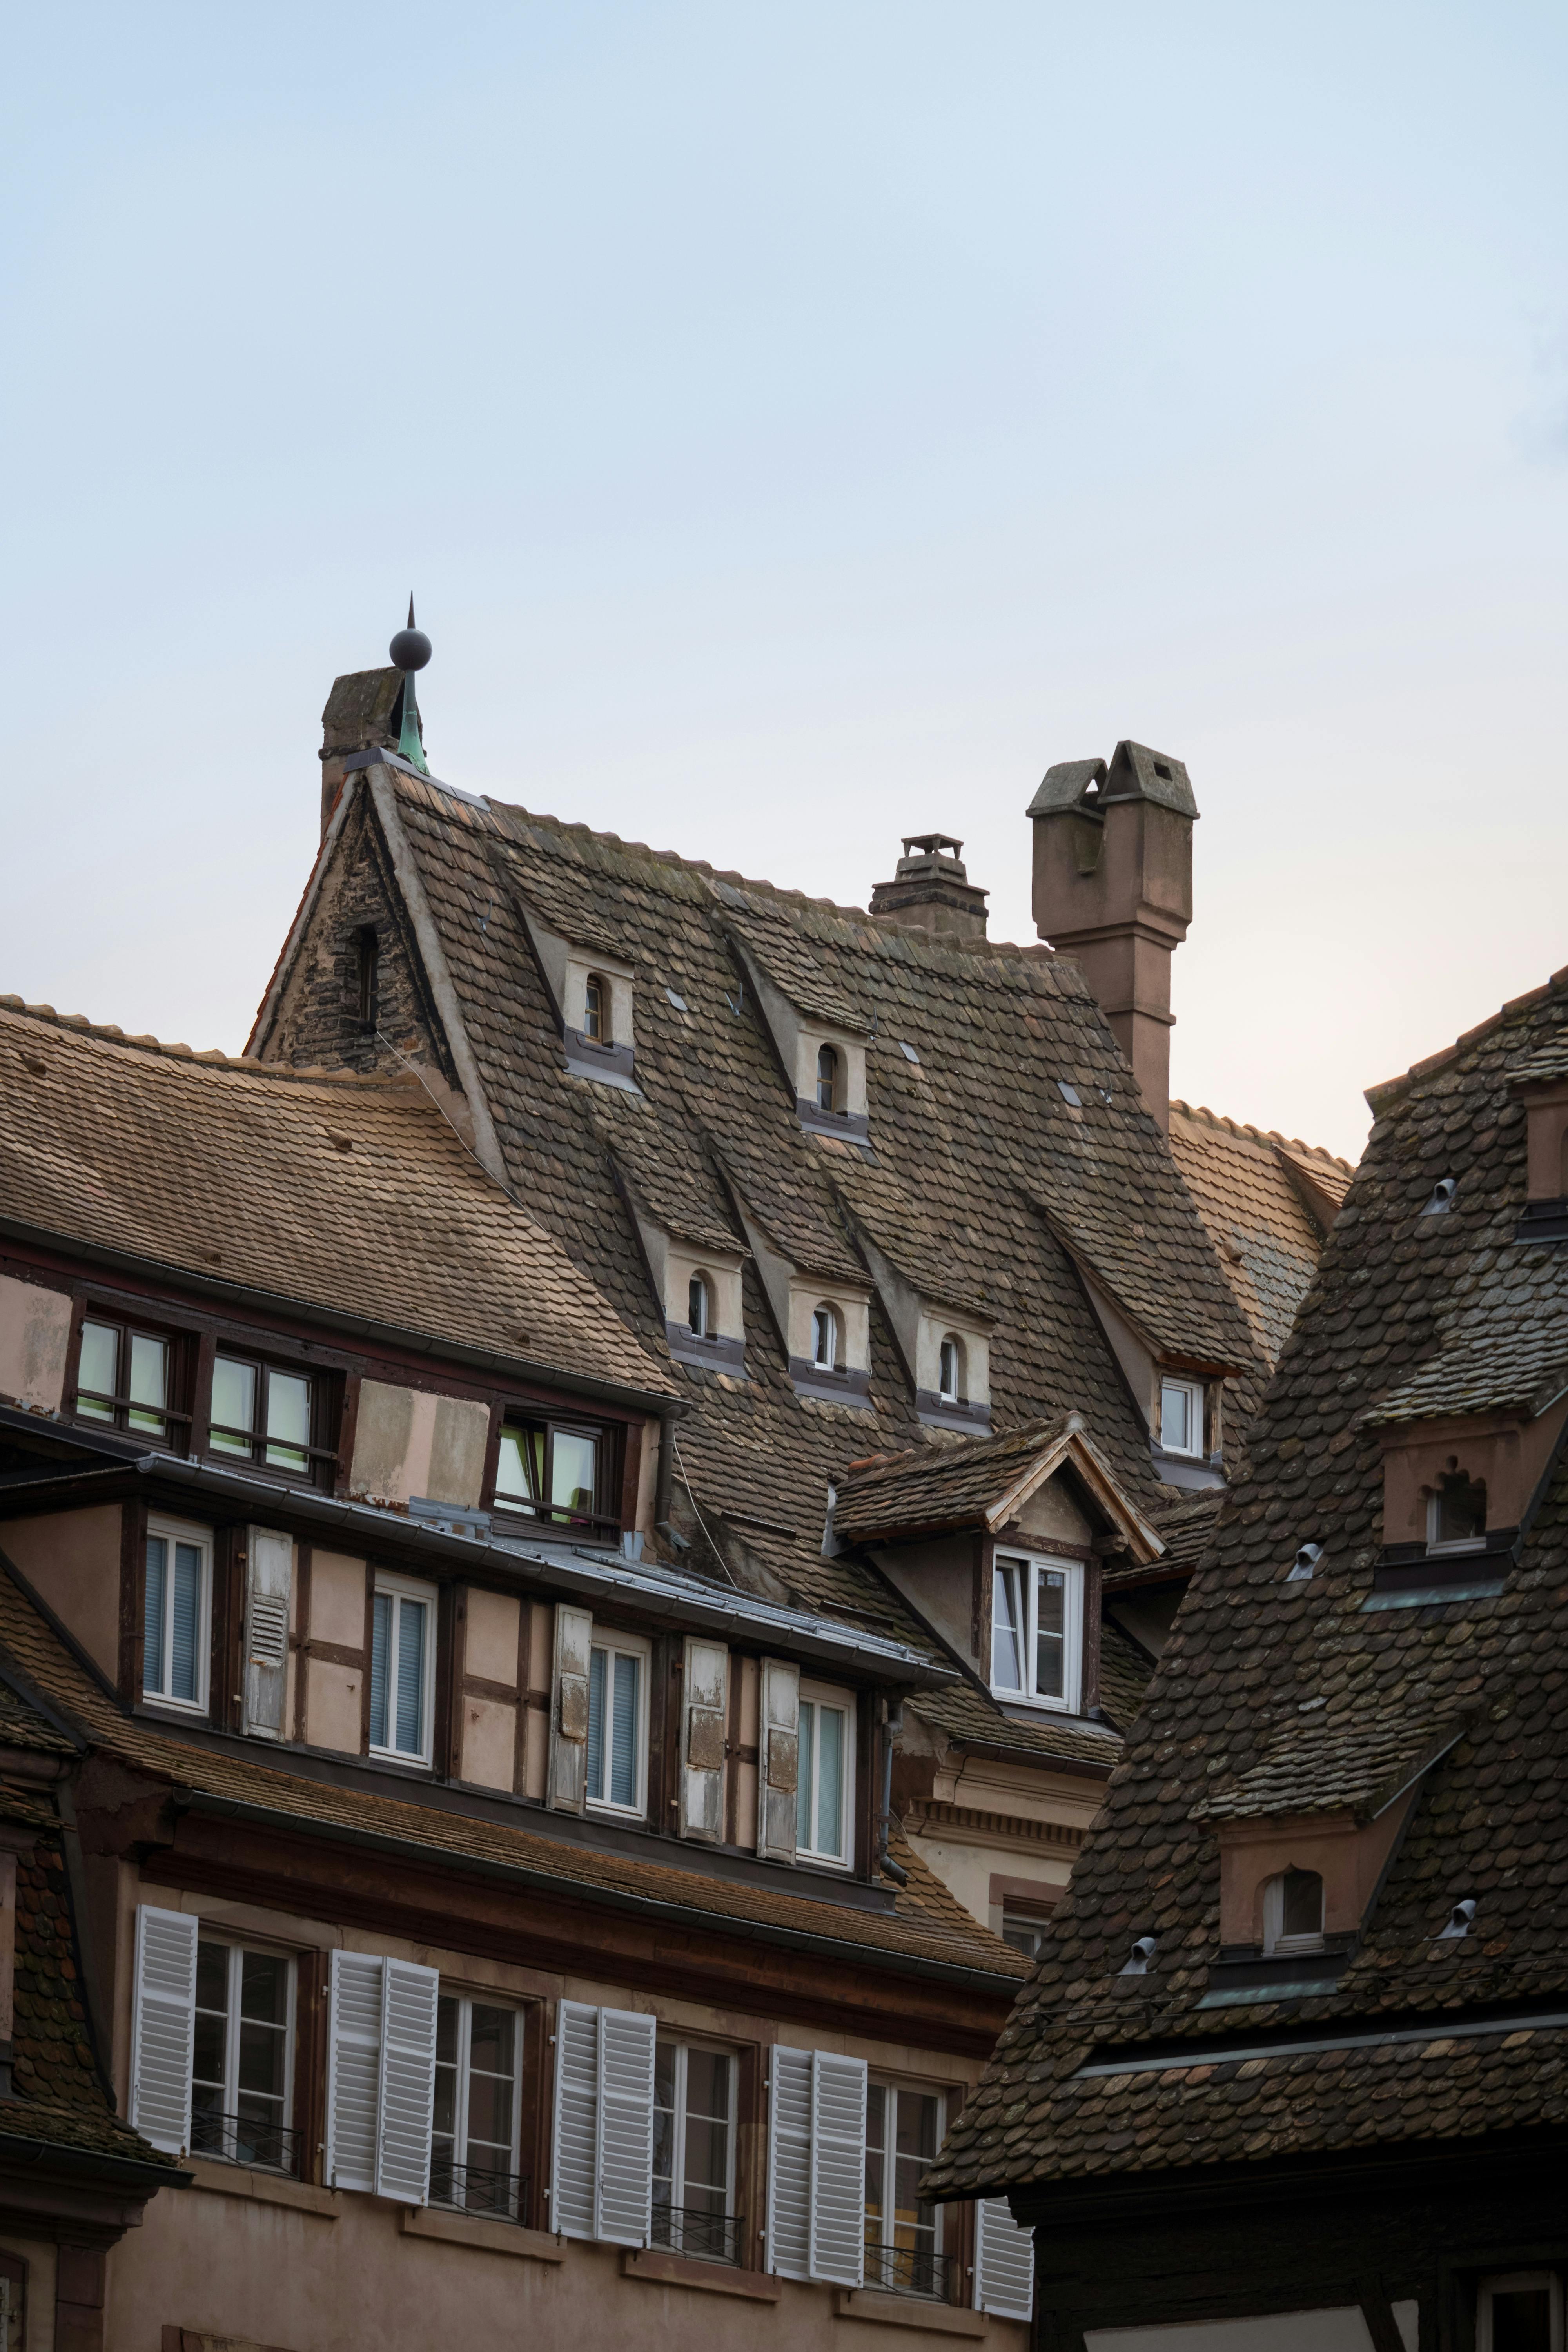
[1104,1490,1221,1586]
[927,963,1568,2198]
[1167,1102,1353,1366]
[1505,1027,1568,1086]
[833,1422,1079,1542]
[1193,1710,1465,1822]
[0,998,669,1401]
[1364,1318,1568,1423]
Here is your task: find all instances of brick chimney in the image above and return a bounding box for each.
[318,668,406,839]
[1028,742,1198,1131]
[869,834,989,942]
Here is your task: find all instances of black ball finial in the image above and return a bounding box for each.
[390,592,432,673]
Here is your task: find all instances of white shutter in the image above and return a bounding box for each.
[130,1905,198,2155]
[595,2006,657,2245]
[548,1604,593,1813]
[376,1958,439,2204]
[242,1526,293,1739]
[765,2046,814,2280]
[757,1657,800,1861]
[679,1636,729,1842]
[975,2196,1034,2320]
[551,1999,600,2239]
[809,2051,867,2287]
[325,1951,383,2192]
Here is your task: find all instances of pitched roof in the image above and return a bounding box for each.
[1167,1101,1353,1366]
[831,1416,1165,1559]
[0,996,669,1402]
[927,962,1568,2200]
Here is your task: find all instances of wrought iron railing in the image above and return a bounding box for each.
[190,2107,301,2177]
[651,2202,743,2265]
[862,2241,954,2301]
[429,2152,530,2225]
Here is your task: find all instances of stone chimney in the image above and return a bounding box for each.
[1028,741,1198,1131]
[869,834,989,942]
[318,668,406,839]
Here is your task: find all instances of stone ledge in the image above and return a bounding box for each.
[622,2247,782,2300]
[400,2205,565,2260]
[184,2157,338,2219]
[833,2290,990,2336]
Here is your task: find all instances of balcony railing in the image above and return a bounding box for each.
[190,2108,301,2178]
[651,2202,743,2265]
[863,2241,954,2301]
[429,2153,530,2225]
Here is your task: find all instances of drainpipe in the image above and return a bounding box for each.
[877,1696,908,1887]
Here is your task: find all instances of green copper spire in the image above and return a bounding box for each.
[388,595,432,776]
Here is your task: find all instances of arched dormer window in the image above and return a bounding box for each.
[938,1334,964,1403]
[1427,1460,1487,1552]
[815,1044,839,1114]
[811,1304,838,1372]
[1262,1867,1324,1955]
[688,1274,711,1339]
[583,973,609,1044]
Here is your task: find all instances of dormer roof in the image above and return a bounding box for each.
[833,1415,1166,1560]
[1193,1709,1468,1825]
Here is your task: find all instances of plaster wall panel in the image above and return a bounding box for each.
[306,1656,363,1755]
[0,1276,72,1414]
[464,1586,521,1685]
[461,1695,518,1792]
[349,1381,489,1510]
[310,1552,367,1647]
[0,1507,121,1679]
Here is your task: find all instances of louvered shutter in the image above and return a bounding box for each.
[130,1905,198,2154]
[376,1958,439,2203]
[679,1636,729,1842]
[548,1604,593,1813]
[595,2006,657,2245]
[974,2196,1034,2320]
[242,1526,293,1739]
[325,1952,383,2192]
[551,1999,600,2239]
[765,2046,814,2279]
[809,2051,867,2287]
[757,1658,800,1861]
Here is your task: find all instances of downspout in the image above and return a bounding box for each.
[877,1696,908,1887]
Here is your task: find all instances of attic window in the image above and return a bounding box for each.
[355,926,379,1029]
[1262,1867,1324,1955]
[688,1275,711,1339]
[1159,1377,1205,1459]
[1427,1462,1486,1552]
[583,974,609,1044]
[990,1554,1084,1714]
[938,1335,964,1403]
[811,1305,838,1371]
[816,1045,840,1114]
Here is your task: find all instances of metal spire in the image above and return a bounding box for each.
[388,594,432,777]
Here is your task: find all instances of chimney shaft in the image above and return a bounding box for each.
[1028,742,1197,1131]
[318,667,407,839]
[869,833,989,942]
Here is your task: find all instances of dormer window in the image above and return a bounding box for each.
[583,973,608,1044]
[811,1305,839,1372]
[1427,1462,1487,1552]
[938,1335,963,1403]
[815,1045,840,1114]
[1262,1867,1325,1955]
[1159,1376,1205,1459]
[990,1552,1083,1715]
[688,1274,711,1339]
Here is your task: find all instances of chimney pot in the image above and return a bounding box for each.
[869,833,989,942]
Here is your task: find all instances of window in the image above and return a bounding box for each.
[75,1315,185,1443]
[688,1274,711,1338]
[191,1938,296,2173]
[815,1044,840,1112]
[1479,2275,1563,2352]
[209,1353,319,1478]
[434,1994,523,2221]
[494,1418,612,1534]
[990,1553,1084,1714]
[811,1305,839,1372]
[586,1634,648,1815]
[143,1519,211,1714]
[584,973,608,1043]
[1000,1913,1047,1961]
[864,2084,946,2299]
[1159,1376,1205,1458]
[938,1336,963,1403]
[369,1573,434,1764]
[653,2040,737,2263]
[1428,1462,1487,1552]
[797,1682,854,1866]
[356,925,379,1027]
[1262,1867,1325,1955]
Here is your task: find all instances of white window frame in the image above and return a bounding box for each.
[797,1680,856,1869]
[1261,1869,1327,1956]
[989,1553,1084,1716]
[938,1336,963,1403]
[143,1517,213,1716]
[1478,2274,1563,2352]
[688,1273,711,1338]
[863,2079,946,2295]
[811,1305,839,1372]
[432,1989,524,2217]
[1426,1483,1488,1555]
[1158,1376,1205,1459]
[585,1630,651,1820]
[369,1570,436,1766]
[653,2034,739,2260]
[191,1933,297,2170]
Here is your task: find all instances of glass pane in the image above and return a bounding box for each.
[434,1996,459,2140]
[991,1566,1022,1690]
[396,1598,426,1754]
[1281,1868,1323,1938]
[495,1426,542,1510]
[653,2041,676,2195]
[368,1591,392,1749]
[797,1700,816,1849]
[1490,2288,1553,2352]
[1035,1570,1066,1700]
[815,1705,844,1858]
[127,1333,168,1436]
[610,1651,640,1807]
[192,2007,227,2091]
[893,2087,940,2250]
[239,1950,288,2025]
[78,1320,118,1416]
[171,1542,203,1704]
[143,1536,167,1696]
[265,1370,311,1472]
[1434,1470,1487,1546]
[469,2004,513,2080]
[686,2048,730,2125]
[1160,1380,1190,1454]
[211,1357,257,1455]
[237,2016,286,2102]
[864,2082,886,2238]
[195,1940,229,2015]
[586,1646,606,1800]
[551,1430,598,1521]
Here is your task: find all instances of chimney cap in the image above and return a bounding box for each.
[901,832,963,860]
[1027,742,1198,822]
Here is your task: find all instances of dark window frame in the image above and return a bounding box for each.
[204,1347,340,1491]
[489,1414,622,1541]
[69,1307,195,1446]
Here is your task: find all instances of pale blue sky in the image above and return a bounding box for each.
[5,2,1566,1158]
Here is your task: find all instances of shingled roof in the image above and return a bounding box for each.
[1167,1101,1353,1366]
[928,961,1568,2200]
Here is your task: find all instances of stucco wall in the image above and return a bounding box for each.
[0,1507,121,1681]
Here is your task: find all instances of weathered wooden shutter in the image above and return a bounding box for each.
[765,2045,814,2280]
[595,2006,657,2245]
[551,1999,600,2239]
[757,1657,800,1861]
[679,1636,729,1842]
[325,1951,384,2192]
[130,1905,198,2155]
[548,1604,593,1813]
[242,1526,292,1739]
[376,1958,439,2204]
[809,2051,867,2287]
[974,2196,1035,2320]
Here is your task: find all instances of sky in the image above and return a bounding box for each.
[4,2,1567,1163]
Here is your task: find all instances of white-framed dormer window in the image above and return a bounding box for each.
[938,1335,964,1404]
[1427,1463,1488,1553]
[1479,2275,1564,2352]
[797,1681,855,1867]
[369,1571,435,1765]
[192,1935,295,2171]
[1262,1867,1325,1955]
[434,1992,524,2221]
[688,1274,711,1338]
[816,1044,841,1113]
[583,973,610,1044]
[653,2037,737,2263]
[1159,1377,1205,1459]
[586,1631,650,1818]
[990,1553,1084,1715]
[811,1304,839,1371]
[143,1518,212,1715]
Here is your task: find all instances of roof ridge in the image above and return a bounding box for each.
[1168,1096,1353,1174]
[0,998,423,1096]
[1363,964,1568,1113]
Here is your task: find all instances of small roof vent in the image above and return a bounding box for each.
[1421,1177,1458,1215]
[1057,1080,1083,1107]
[1287,1542,1323,1583]
[1119,1935,1158,1976]
[1436,1898,1477,1940]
